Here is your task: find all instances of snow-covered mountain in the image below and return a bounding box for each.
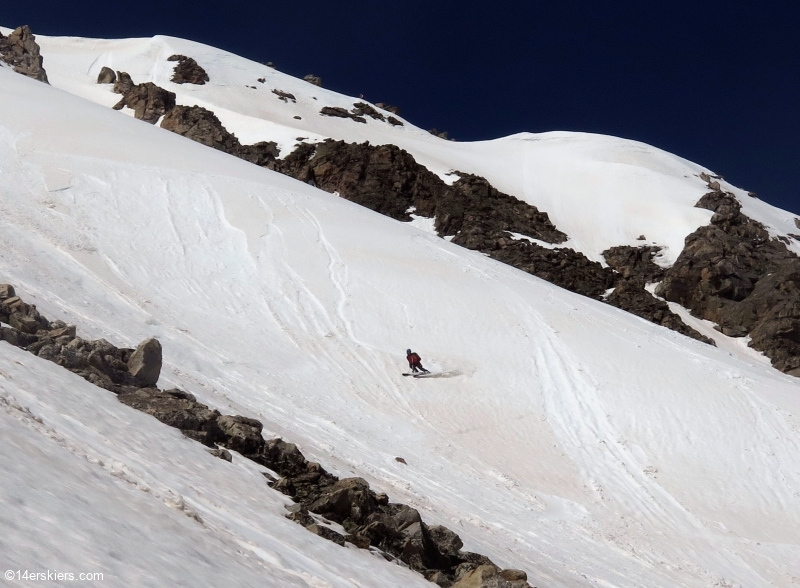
[1,27,799,587]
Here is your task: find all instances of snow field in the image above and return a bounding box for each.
[0,34,799,587]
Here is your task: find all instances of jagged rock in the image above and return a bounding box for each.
[237,141,280,166]
[0,26,49,83]
[113,82,176,124]
[375,102,401,115]
[306,524,346,546]
[167,54,209,84]
[485,240,614,299]
[428,525,464,556]
[395,456,407,464]
[127,337,162,386]
[308,477,378,527]
[161,105,241,152]
[272,89,296,103]
[216,415,265,455]
[602,245,665,283]
[304,74,322,86]
[320,106,366,123]
[352,102,385,121]
[429,128,450,140]
[606,279,714,344]
[387,116,404,126]
[9,312,41,334]
[657,191,800,372]
[96,66,116,84]
[113,72,135,95]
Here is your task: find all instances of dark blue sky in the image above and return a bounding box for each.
[5,1,800,214]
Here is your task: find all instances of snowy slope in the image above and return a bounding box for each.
[1,34,800,588]
[27,30,800,265]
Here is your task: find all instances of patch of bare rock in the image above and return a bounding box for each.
[0,25,49,83]
[167,54,210,85]
[112,72,176,124]
[0,283,536,587]
[657,182,800,374]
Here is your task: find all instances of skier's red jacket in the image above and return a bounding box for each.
[407,352,422,365]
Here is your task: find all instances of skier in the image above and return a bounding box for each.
[406,349,430,374]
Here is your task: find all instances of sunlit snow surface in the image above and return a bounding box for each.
[0,32,799,587]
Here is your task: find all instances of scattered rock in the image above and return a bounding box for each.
[304,74,323,87]
[0,26,49,83]
[387,116,404,126]
[429,128,450,140]
[127,337,162,386]
[395,456,407,464]
[272,89,296,103]
[352,102,385,121]
[257,77,265,83]
[96,66,116,84]
[320,106,366,123]
[167,54,209,85]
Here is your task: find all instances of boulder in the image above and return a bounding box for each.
[0,26,49,83]
[127,337,162,386]
[96,66,116,84]
[9,312,40,334]
[428,525,464,556]
[0,326,38,347]
[0,284,15,300]
[208,448,232,462]
[272,89,296,103]
[303,74,322,86]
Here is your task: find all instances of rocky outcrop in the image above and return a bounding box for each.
[602,245,665,283]
[320,106,366,123]
[304,74,322,86]
[96,66,116,84]
[112,76,176,124]
[154,106,714,346]
[161,105,240,152]
[0,286,159,392]
[160,105,279,163]
[167,54,210,85]
[0,282,535,588]
[0,25,49,83]
[657,188,800,373]
[607,278,714,344]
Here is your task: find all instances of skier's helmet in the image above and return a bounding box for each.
[406,349,412,355]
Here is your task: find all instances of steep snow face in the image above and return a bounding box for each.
[28,29,800,265]
[2,46,800,588]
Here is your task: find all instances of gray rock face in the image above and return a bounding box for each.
[161,105,241,152]
[167,54,210,85]
[96,66,116,84]
[112,78,176,124]
[113,71,135,95]
[0,26,49,83]
[127,337,162,386]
